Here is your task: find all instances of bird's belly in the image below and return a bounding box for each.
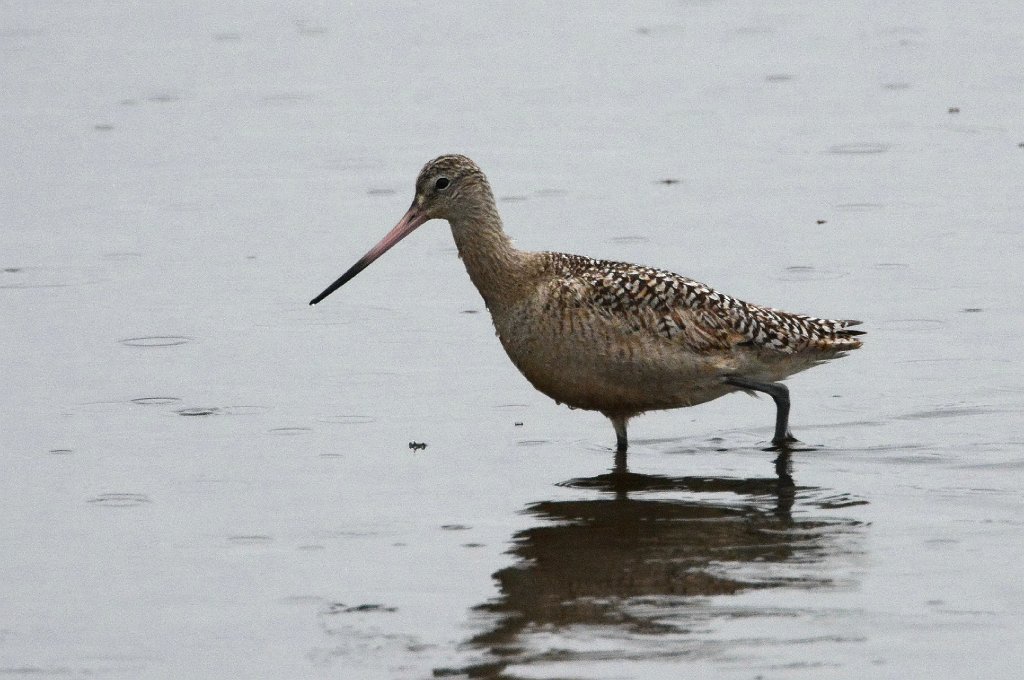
[493,307,735,416]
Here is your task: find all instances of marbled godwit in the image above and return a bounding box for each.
[310,155,863,454]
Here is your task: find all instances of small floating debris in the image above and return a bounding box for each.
[948,106,960,114]
[816,219,827,225]
[961,308,983,313]
[48,449,73,455]
[408,441,427,451]
[656,178,681,185]
[441,524,470,531]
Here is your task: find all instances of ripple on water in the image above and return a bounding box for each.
[827,143,890,154]
[88,493,151,508]
[0,265,104,289]
[220,405,270,416]
[227,535,274,545]
[73,400,125,414]
[771,266,850,282]
[895,405,1007,421]
[835,203,886,212]
[101,251,144,260]
[176,407,220,416]
[872,262,910,270]
[879,318,945,332]
[316,414,375,425]
[131,396,182,406]
[493,403,530,411]
[119,336,192,347]
[268,427,313,435]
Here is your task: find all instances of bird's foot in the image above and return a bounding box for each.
[768,432,802,451]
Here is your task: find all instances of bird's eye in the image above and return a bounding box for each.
[434,177,450,191]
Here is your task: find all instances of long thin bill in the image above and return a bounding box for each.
[309,205,429,305]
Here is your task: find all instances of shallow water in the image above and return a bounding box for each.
[2,1,1023,678]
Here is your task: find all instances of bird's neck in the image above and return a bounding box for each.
[448,207,532,310]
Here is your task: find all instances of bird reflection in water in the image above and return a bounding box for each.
[436,451,865,678]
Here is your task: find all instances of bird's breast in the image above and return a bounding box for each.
[486,295,735,415]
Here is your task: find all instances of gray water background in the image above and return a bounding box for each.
[2,2,1023,678]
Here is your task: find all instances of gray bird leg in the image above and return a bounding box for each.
[609,415,629,454]
[725,376,799,446]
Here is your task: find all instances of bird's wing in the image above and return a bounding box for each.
[546,253,863,354]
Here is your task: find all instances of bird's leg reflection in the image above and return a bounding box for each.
[774,449,795,519]
[442,449,864,679]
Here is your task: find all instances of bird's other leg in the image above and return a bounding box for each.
[724,376,799,447]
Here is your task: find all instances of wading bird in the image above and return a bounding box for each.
[310,155,863,454]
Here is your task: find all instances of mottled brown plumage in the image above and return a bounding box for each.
[311,154,864,454]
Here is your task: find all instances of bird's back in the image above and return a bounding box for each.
[540,252,863,355]
[485,252,863,415]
